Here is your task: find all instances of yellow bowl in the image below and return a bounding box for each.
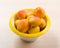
[9,8,51,38]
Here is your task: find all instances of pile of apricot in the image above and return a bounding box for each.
[14,7,47,34]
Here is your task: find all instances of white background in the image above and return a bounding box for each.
[0,0,60,48]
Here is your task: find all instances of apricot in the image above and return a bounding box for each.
[28,16,41,27]
[28,26,40,34]
[40,18,46,29]
[16,10,27,19]
[15,19,29,33]
[33,7,45,18]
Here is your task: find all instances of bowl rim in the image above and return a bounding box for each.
[9,8,51,38]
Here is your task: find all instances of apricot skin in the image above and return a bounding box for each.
[28,16,41,27]
[28,26,40,34]
[33,7,45,18]
[15,19,29,33]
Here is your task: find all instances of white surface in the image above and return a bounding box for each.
[0,0,60,48]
